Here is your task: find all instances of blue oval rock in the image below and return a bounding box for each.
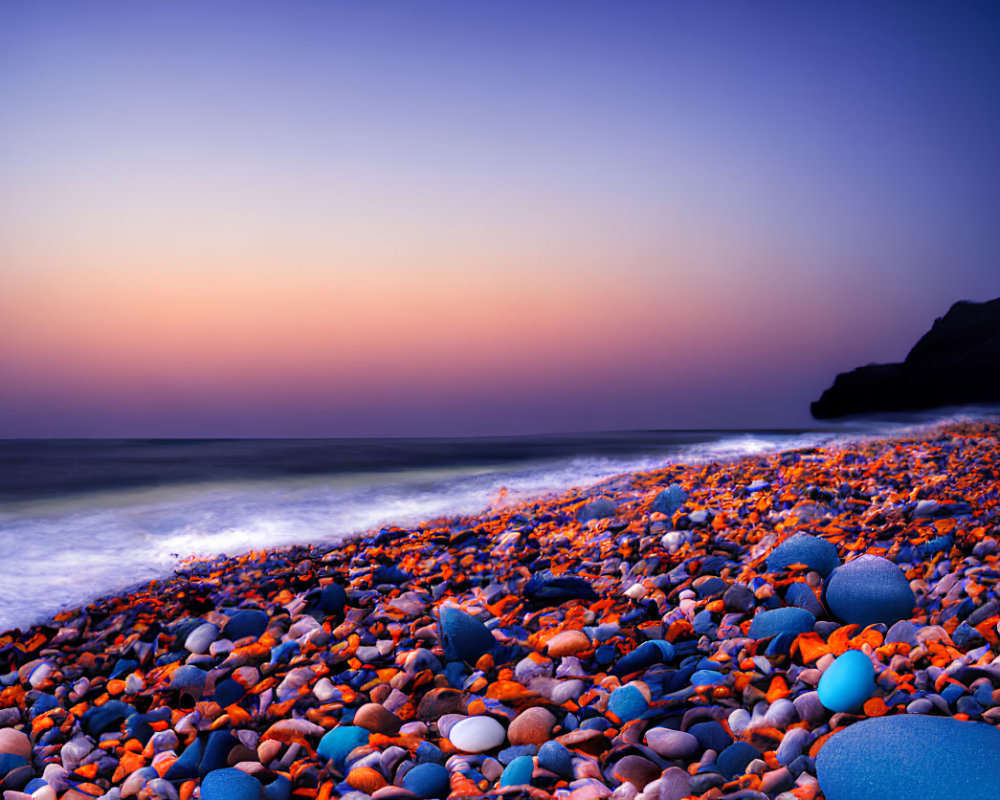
[201,768,262,800]
[767,533,841,576]
[537,741,572,777]
[652,484,687,516]
[319,584,347,615]
[500,755,534,787]
[316,726,370,768]
[222,609,269,641]
[818,650,876,712]
[439,606,496,663]
[608,685,648,722]
[824,555,916,627]
[716,741,761,779]
[747,607,815,640]
[401,762,452,799]
[816,715,1000,800]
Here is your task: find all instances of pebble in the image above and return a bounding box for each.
[507,707,556,746]
[400,763,451,799]
[438,606,496,663]
[767,532,841,576]
[747,606,816,639]
[546,630,592,657]
[607,685,648,722]
[499,755,534,787]
[447,716,506,753]
[200,769,262,800]
[817,649,876,712]
[824,554,917,627]
[817,715,1000,800]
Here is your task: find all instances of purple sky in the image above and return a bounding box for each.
[2,2,999,436]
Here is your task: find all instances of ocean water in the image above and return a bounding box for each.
[0,411,989,633]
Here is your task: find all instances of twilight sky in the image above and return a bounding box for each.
[2,2,999,437]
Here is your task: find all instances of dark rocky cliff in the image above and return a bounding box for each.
[811,297,1000,418]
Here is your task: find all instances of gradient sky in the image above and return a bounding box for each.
[2,1,999,437]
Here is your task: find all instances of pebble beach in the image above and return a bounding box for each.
[3,419,1000,800]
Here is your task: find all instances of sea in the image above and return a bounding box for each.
[0,410,992,633]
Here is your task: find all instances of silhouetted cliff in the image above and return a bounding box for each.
[811,297,1000,418]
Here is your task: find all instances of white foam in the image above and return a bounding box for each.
[1,412,994,632]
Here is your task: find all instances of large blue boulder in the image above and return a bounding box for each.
[816,716,1000,800]
[824,555,916,627]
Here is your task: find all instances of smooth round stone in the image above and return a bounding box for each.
[171,665,207,692]
[507,707,556,747]
[747,607,815,640]
[716,742,761,779]
[222,610,269,642]
[767,533,841,576]
[546,630,592,657]
[612,755,660,789]
[537,741,572,777]
[317,726,370,768]
[816,716,1000,800]
[184,623,219,654]
[645,728,700,759]
[320,584,347,615]
[438,607,496,663]
[690,670,726,686]
[448,716,507,753]
[499,755,534,788]
[824,555,916,627]
[401,763,451,799]
[200,769,262,800]
[608,685,648,722]
[0,730,30,760]
[657,767,692,800]
[817,650,876,712]
[652,484,687,516]
[353,703,403,736]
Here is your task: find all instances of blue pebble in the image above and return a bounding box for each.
[81,699,134,737]
[652,484,687,516]
[401,763,451,799]
[498,745,537,765]
[767,533,840,576]
[577,497,616,522]
[199,730,238,777]
[748,607,815,640]
[110,659,139,680]
[319,584,347,615]
[690,670,726,686]
[716,742,761,779]
[201,768,262,800]
[824,555,916,627]
[164,736,203,781]
[537,741,572,777]
[222,609,269,641]
[817,716,1000,800]
[268,641,299,665]
[213,678,246,707]
[316,726,370,769]
[941,683,965,706]
[262,775,291,800]
[608,684,648,722]
[0,754,27,776]
[817,650,876,712]
[688,721,732,753]
[171,665,207,692]
[595,644,617,667]
[439,606,496,663]
[613,640,675,676]
[416,742,444,764]
[785,582,825,617]
[500,755,534,787]
[23,779,48,794]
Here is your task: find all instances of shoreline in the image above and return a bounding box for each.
[1,418,999,800]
